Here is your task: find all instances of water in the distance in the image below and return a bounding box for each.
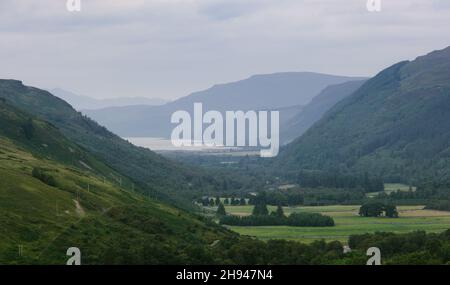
[125,137,259,156]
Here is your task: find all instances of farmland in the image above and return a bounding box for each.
[224,205,450,243]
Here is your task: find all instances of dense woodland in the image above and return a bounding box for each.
[100,229,450,265]
[376,182,450,210]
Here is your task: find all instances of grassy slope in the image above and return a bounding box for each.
[0,80,219,208]
[277,47,450,182]
[223,205,450,243]
[0,101,231,264]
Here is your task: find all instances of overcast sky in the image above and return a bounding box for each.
[0,0,449,100]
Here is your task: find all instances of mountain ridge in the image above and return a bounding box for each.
[281,79,367,144]
[83,72,365,138]
[50,88,168,110]
[276,46,450,183]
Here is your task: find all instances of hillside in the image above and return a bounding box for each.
[83,72,363,138]
[0,80,222,208]
[281,80,366,144]
[277,47,450,183]
[50,88,168,110]
[0,99,232,264]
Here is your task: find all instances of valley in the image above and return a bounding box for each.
[3,0,450,268]
[2,46,450,265]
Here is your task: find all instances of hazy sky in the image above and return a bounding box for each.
[1,0,450,100]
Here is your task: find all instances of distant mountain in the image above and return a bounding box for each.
[84,72,364,138]
[50,88,168,110]
[281,80,367,144]
[276,47,450,183]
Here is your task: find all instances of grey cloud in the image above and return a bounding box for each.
[199,0,264,20]
[0,0,449,100]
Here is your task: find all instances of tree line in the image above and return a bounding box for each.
[218,195,334,227]
[219,212,335,227]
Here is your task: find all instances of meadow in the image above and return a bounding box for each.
[224,204,450,243]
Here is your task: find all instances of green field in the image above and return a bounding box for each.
[224,205,450,243]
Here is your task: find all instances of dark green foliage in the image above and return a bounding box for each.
[288,170,384,192]
[31,167,57,187]
[359,202,384,217]
[274,205,285,218]
[21,118,34,140]
[220,212,334,227]
[373,181,450,210]
[426,200,450,211]
[217,203,226,216]
[224,198,230,205]
[277,47,450,183]
[252,203,269,216]
[286,212,335,227]
[230,197,240,206]
[359,202,398,218]
[250,188,366,207]
[348,230,450,265]
[384,204,399,218]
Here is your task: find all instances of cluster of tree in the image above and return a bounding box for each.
[220,228,450,265]
[102,228,450,265]
[220,212,335,227]
[425,200,450,211]
[198,197,246,207]
[168,152,274,199]
[217,203,227,216]
[220,197,334,227]
[249,188,366,207]
[359,202,398,218]
[282,171,384,193]
[32,167,57,187]
[378,182,450,210]
[348,230,450,265]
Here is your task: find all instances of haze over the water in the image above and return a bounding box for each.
[1,0,449,100]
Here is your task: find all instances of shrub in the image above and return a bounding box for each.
[32,167,57,187]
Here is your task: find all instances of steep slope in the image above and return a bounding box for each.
[281,80,366,144]
[0,100,232,264]
[83,72,364,138]
[50,88,168,110]
[0,80,220,208]
[277,47,450,183]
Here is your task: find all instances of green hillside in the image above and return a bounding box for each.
[0,80,222,208]
[281,80,366,144]
[0,99,232,264]
[277,47,450,183]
